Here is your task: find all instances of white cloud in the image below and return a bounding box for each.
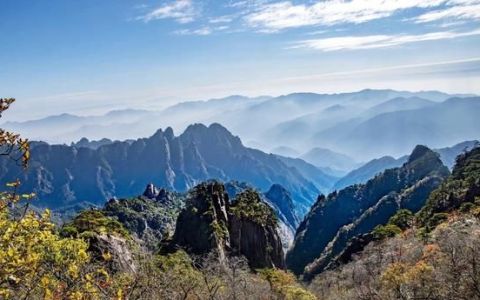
[415,2,480,23]
[292,28,480,51]
[244,0,454,31]
[138,0,196,23]
[174,27,212,35]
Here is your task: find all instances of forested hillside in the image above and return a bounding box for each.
[309,146,480,299]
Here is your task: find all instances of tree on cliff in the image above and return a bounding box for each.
[0,98,116,299]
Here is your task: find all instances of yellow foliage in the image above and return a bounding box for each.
[259,269,317,300]
[381,262,409,289]
[0,184,114,298]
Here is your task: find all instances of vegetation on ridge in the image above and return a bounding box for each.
[309,146,480,299]
[231,189,278,227]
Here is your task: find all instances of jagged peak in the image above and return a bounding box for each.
[151,128,164,139]
[408,145,435,163]
[208,122,230,132]
[184,123,208,134]
[143,183,159,199]
[180,123,242,148]
[182,123,231,135]
[164,127,174,140]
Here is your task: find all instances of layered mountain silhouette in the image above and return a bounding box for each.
[315,97,480,159]
[0,123,320,215]
[275,155,338,193]
[300,147,358,173]
[332,140,478,191]
[286,145,450,277]
[4,89,475,164]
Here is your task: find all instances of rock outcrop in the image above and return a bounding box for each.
[104,184,184,250]
[226,181,298,251]
[172,181,285,269]
[89,234,137,273]
[265,184,300,229]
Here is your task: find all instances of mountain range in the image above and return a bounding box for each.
[286,145,450,277]
[4,89,478,165]
[332,140,478,190]
[0,123,325,216]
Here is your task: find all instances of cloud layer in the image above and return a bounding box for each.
[136,0,480,49]
[244,0,447,30]
[292,28,480,51]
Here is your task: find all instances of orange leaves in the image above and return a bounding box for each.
[422,243,440,260]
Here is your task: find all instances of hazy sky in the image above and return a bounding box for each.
[1,0,480,121]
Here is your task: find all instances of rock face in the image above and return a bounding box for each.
[143,183,159,199]
[265,184,300,229]
[229,214,284,269]
[286,145,449,277]
[89,234,137,273]
[173,182,231,258]
[229,189,285,269]
[104,184,184,250]
[225,181,299,250]
[173,181,285,269]
[0,124,319,215]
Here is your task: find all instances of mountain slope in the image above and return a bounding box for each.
[275,155,338,194]
[363,96,435,116]
[316,97,480,159]
[333,140,479,191]
[286,145,449,275]
[300,147,358,172]
[332,156,407,191]
[435,140,479,169]
[310,146,480,300]
[0,123,319,215]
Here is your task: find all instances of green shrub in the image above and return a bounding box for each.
[426,213,448,230]
[373,224,402,240]
[231,189,277,226]
[388,209,414,230]
[459,202,475,213]
[62,209,130,238]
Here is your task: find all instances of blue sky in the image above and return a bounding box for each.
[1,0,480,121]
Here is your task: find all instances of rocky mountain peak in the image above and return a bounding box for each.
[164,126,174,140]
[143,183,159,199]
[287,144,450,276]
[408,145,435,163]
[172,182,285,269]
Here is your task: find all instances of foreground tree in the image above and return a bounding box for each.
[0,98,115,299]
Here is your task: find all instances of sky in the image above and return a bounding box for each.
[1,0,480,121]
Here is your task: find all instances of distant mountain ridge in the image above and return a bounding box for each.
[286,145,450,277]
[300,147,359,172]
[316,97,480,159]
[332,140,479,191]
[3,89,475,165]
[0,123,320,216]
